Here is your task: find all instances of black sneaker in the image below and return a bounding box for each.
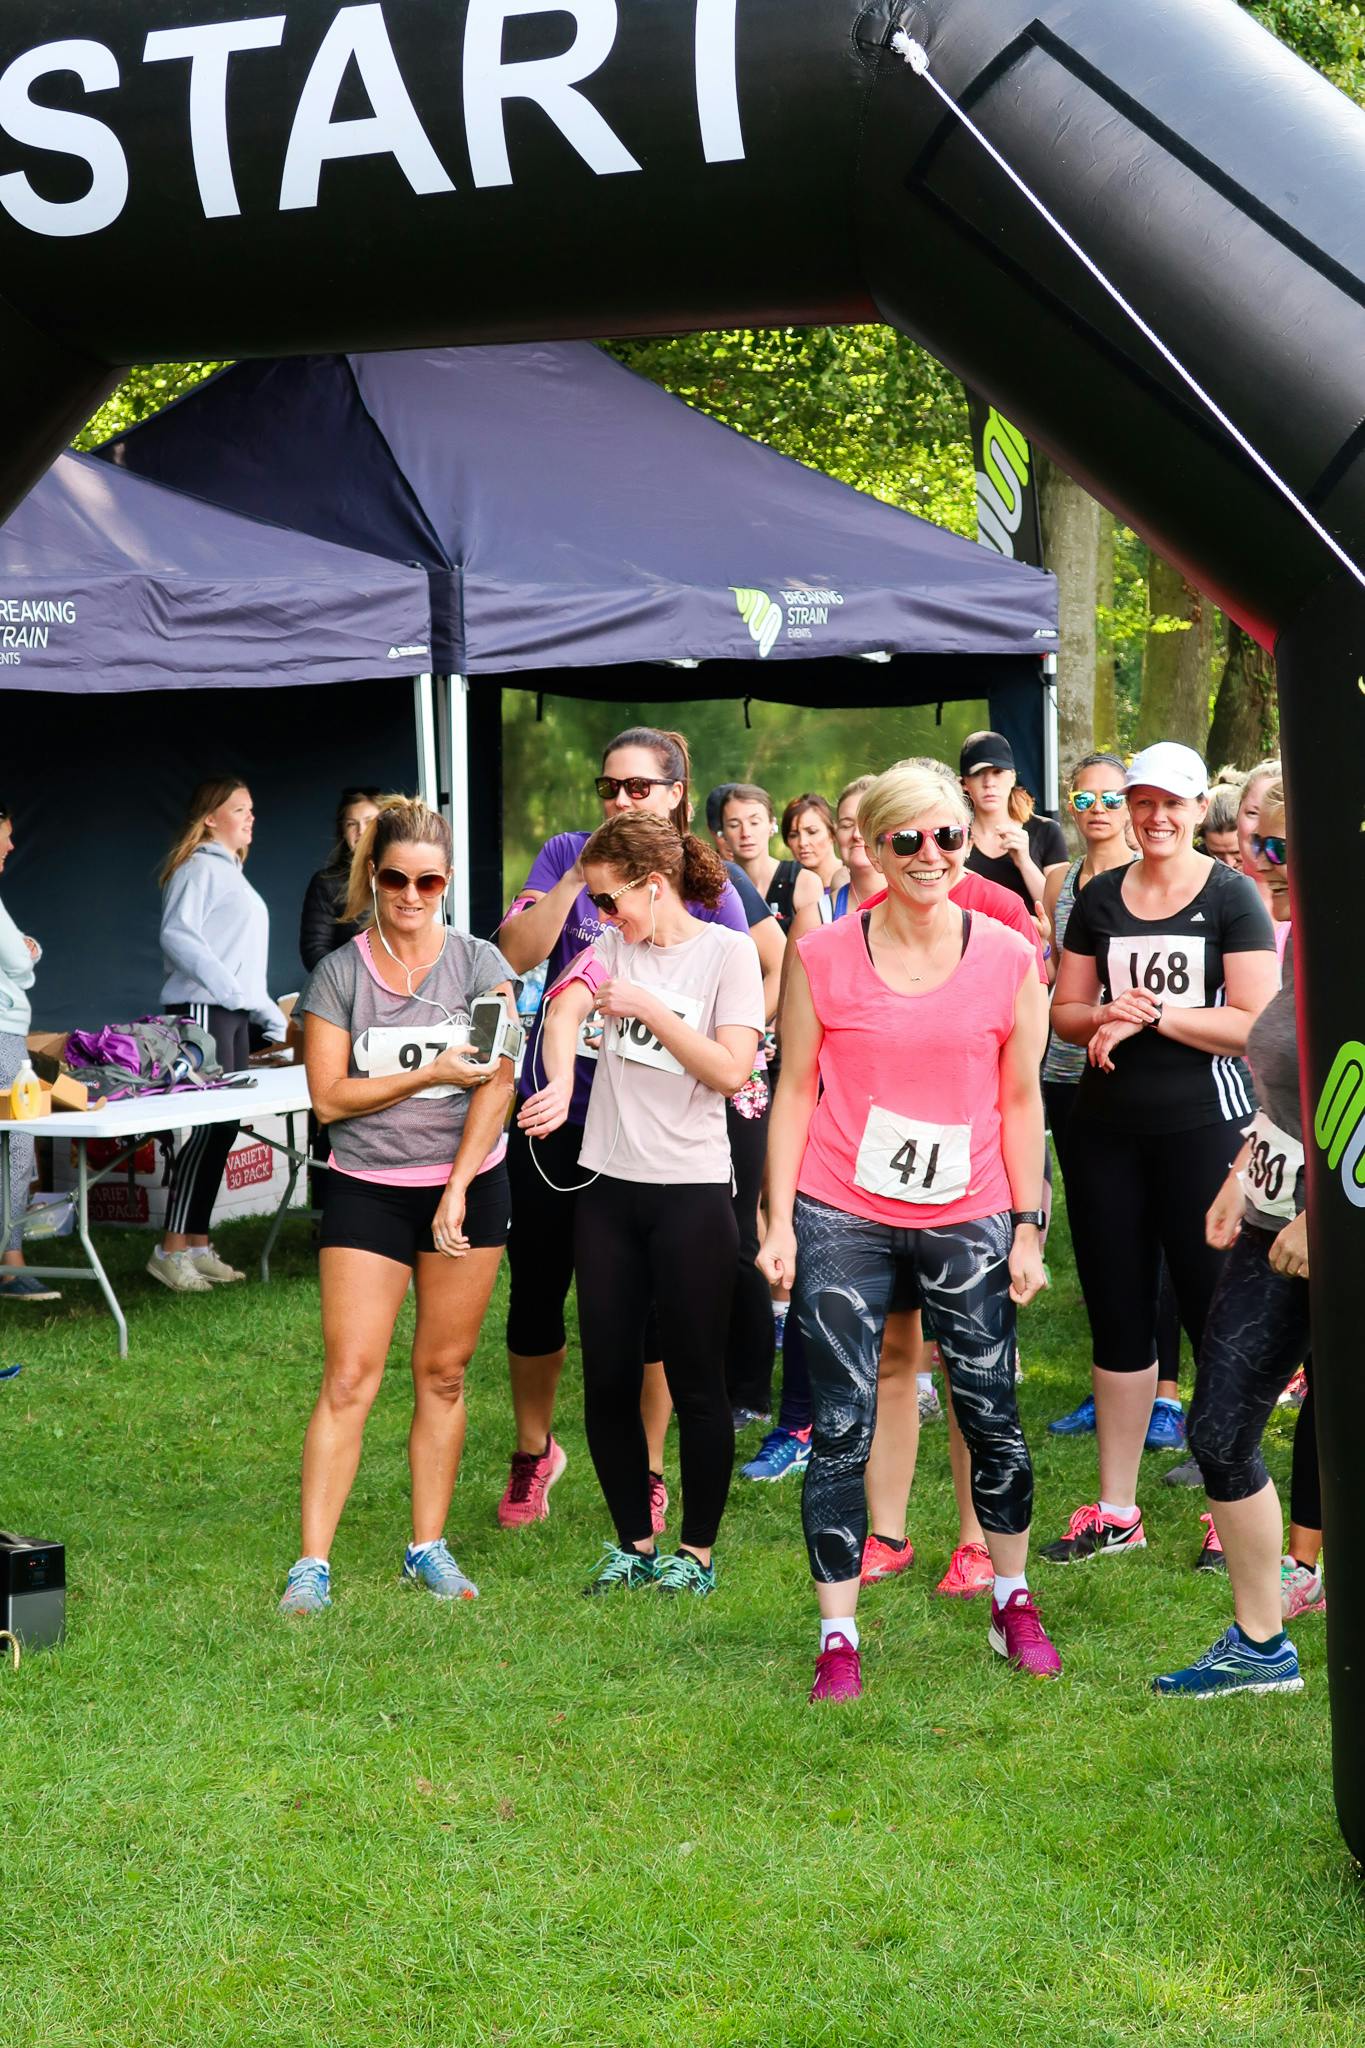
[581,1542,658,1596]
[1040,1503,1147,1563]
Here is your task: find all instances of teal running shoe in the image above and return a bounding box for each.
[655,1550,716,1597]
[1048,1394,1096,1435]
[279,1556,331,1616]
[742,1425,812,1481]
[1152,1626,1303,1699]
[582,1542,658,1596]
[402,1539,479,1601]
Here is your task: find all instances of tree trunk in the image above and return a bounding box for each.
[1037,453,1098,782]
[1133,553,1214,752]
[1093,509,1118,752]
[1206,623,1278,770]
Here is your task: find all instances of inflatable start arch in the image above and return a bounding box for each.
[1,0,1363,1852]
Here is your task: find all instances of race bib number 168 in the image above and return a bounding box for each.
[1110,934,1206,1008]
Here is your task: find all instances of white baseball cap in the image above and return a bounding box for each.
[1125,742,1208,800]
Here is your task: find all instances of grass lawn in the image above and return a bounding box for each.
[0,1195,1360,2048]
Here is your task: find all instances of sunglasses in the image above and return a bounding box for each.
[374,867,449,897]
[880,825,966,857]
[595,776,674,802]
[1070,790,1125,812]
[587,875,649,913]
[1250,833,1287,867]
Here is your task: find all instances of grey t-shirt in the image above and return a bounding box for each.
[299,930,517,1175]
[1242,931,1304,1228]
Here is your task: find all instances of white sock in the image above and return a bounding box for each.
[993,1572,1028,1607]
[298,1554,329,1572]
[916,1372,933,1392]
[407,1537,442,1560]
[1099,1500,1139,1522]
[820,1617,859,1652]
[1153,1395,1181,1410]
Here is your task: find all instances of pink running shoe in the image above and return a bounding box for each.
[989,1588,1062,1679]
[1281,1557,1327,1619]
[1194,1511,1226,1574]
[861,1533,914,1585]
[809,1632,862,1703]
[936,1541,994,1599]
[497,1436,568,1527]
[649,1472,669,1537]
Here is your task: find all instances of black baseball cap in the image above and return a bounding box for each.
[959,731,1016,777]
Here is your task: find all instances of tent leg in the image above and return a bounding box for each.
[444,674,472,933]
[1042,657,1060,813]
[414,674,438,811]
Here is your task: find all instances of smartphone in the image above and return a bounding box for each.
[468,995,516,1066]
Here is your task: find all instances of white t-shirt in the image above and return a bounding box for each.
[576,923,764,1185]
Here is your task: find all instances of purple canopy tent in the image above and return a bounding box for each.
[101,344,1059,934]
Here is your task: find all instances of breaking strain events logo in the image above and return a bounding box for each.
[732,583,844,657]
[1315,1041,1365,1207]
[732,586,783,657]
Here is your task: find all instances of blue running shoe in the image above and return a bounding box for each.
[742,1425,813,1481]
[279,1556,331,1616]
[402,1539,479,1601]
[1153,1625,1303,1699]
[1144,1398,1187,1452]
[1048,1394,1096,1436]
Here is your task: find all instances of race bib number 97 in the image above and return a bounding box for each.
[854,1106,972,1207]
[1109,934,1206,1008]
[357,1023,468,1100]
[1243,1109,1304,1223]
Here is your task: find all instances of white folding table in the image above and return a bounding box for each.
[0,1065,313,1357]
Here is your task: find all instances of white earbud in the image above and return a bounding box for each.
[649,883,658,900]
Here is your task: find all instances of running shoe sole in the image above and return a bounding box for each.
[1157,1677,1305,1699]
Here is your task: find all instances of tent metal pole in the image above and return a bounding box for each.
[414,674,438,812]
[1042,657,1060,814]
[447,673,472,932]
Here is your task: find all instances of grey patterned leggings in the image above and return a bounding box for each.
[794,1195,1033,1583]
[0,1034,33,1253]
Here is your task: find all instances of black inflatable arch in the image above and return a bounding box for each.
[1,0,1364,1851]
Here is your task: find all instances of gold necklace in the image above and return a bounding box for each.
[883,902,956,983]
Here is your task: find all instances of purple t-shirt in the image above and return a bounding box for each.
[511,830,751,1124]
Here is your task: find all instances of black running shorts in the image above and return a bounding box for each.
[319,1162,511,1265]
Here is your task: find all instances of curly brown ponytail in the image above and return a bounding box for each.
[581,813,727,909]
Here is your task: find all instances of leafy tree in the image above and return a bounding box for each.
[73,364,226,452]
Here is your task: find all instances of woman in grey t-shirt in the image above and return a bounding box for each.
[1154,782,1314,1700]
[279,796,519,1618]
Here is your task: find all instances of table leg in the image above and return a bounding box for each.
[76,1144,127,1359]
[259,1110,302,1285]
[1,1131,10,1250]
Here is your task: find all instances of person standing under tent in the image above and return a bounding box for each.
[0,798,59,1304]
[300,787,383,974]
[281,796,517,1615]
[1043,743,1277,1566]
[782,793,842,895]
[960,731,1068,920]
[151,778,287,1295]
[761,760,1059,1701]
[494,727,752,1530]
[720,784,822,934]
[520,812,763,1597]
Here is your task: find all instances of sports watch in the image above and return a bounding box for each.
[1011,1209,1046,1231]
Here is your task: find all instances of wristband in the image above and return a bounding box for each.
[1147,1001,1164,1030]
[1011,1208,1046,1231]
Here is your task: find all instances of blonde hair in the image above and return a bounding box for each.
[342,794,453,925]
[835,774,875,817]
[1258,778,1286,829]
[1240,758,1281,806]
[159,776,249,887]
[858,759,969,855]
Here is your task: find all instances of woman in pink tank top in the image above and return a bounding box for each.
[760,760,1061,1700]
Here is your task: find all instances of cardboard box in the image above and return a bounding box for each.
[25,1031,69,1063]
[52,1114,309,1229]
[41,1075,89,1113]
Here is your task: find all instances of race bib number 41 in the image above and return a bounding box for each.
[1109,934,1206,1008]
[356,1023,468,1101]
[603,993,704,1075]
[854,1106,972,1207]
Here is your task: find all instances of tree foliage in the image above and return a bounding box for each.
[73,363,227,452]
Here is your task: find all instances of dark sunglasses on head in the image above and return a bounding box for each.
[375,867,448,897]
[595,775,674,802]
[1070,789,1125,812]
[880,825,966,857]
[1250,832,1287,867]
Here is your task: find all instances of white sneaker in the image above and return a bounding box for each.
[192,1245,245,1284]
[146,1248,212,1294]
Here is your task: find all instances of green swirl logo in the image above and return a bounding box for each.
[1315,1040,1365,1209]
[732,586,782,658]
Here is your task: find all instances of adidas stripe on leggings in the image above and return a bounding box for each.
[162,1005,250,1236]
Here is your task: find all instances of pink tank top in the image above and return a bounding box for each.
[796,908,1033,1229]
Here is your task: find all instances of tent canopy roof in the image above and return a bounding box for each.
[102,343,1058,677]
[0,451,432,694]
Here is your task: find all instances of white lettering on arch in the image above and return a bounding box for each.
[695,0,743,162]
[280,2,455,212]
[0,40,128,238]
[463,0,640,189]
[144,17,287,221]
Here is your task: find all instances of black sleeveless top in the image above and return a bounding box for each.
[764,860,803,932]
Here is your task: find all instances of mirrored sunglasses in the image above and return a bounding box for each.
[1250,833,1287,867]
[1070,790,1125,812]
[880,825,966,857]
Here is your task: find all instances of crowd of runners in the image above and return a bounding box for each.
[261,724,1319,1707]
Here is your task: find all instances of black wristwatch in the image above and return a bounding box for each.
[1011,1209,1046,1231]
[1146,1001,1164,1030]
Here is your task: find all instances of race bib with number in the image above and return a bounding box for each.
[356,1023,469,1101]
[854,1105,973,1207]
[1243,1109,1304,1222]
[1108,934,1206,1008]
[603,992,704,1075]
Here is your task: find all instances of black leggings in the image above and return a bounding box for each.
[1187,1223,1311,1502]
[505,1119,581,1356]
[725,1098,774,1414]
[1064,1115,1239,1372]
[163,1005,249,1236]
[574,1175,738,1551]
[794,1196,1031,1583]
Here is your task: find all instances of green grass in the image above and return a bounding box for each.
[0,1199,1360,2048]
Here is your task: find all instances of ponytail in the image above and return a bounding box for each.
[582,813,727,908]
[680,832,727,908]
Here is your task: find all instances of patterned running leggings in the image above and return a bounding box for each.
[1186,1222,1311,1502]
[793,1195,1033,1584]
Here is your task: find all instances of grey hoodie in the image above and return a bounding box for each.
[160,841,286,1039]
[0,892,36,1039]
